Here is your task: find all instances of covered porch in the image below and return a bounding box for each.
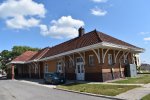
[40,43,142,82]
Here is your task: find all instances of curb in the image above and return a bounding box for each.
[54,87,125,100]
[13,80,56,89]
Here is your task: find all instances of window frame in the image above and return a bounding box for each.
[76,57,83,63]
[89,55,94,66]
[108,54,113,65]
[45,63,48,73]
[124,55,128,64]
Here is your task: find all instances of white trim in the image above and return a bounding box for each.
[103,49,110,63]
[44,63,48,73]
[114,50,121,63]
[92,49,100,63]
[76,61,85,80]
[113,50,115,63]
[9,42,144,64]
[125,52,130,57]
[39,42,143,62]
[76,52,85,65]
[102,48,104,63]
[66,55,74,66]
[102,42,144,52]
[119,51,126,61]
[38,48,49,59]
[10,61,25,64]
[98,48,100,63]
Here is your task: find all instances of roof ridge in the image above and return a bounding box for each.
[94,29,103,42]
[38,48,50,59]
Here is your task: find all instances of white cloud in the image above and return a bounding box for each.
[140,32,150,35]
[91,0,108,3]
[91,7,107,16]
[0,0,46,29]
[6,15,40,29]
[144,37,150,41]
[39,16,84,39]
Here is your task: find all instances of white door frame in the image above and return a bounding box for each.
[57,61,63,73]
[76,57,85,80]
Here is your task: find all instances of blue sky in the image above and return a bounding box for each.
[0,0,150,64]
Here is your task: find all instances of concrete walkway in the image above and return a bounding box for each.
[15,79,150,100]
[115,83,150,100]
[65,80,144,86]
[15,79,56,88]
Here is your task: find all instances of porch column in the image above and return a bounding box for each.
[92,49,100,63]
[29,65,31,78]
[11,64,14,80]
[38,63,41,79]
[102,48,110,63]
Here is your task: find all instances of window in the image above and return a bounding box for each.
[76,57,83,63]
[108,54,113,65]
[57,61,63,73]
[89,55,94,65]
[124,55,128,64]
[45,63,48,73]
[35,66,38,74]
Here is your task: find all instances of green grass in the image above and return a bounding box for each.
[57,83,139,96]
[141,94,150,100]
[112,74,150,84]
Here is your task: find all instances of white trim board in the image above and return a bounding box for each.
[9,42,144,64]
[39,42,143,62]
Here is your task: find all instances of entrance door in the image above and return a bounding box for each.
[76,57,84,80]
[57,61,63,73]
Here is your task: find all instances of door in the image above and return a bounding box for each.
[57,62,63,73]
[76,62,84,80]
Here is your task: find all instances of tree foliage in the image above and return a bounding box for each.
[0,46,40,70]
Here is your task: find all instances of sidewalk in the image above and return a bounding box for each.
[115,83,150,100]
[65,80,144,86]
[62,80,150,100]
[15,79,56,88]
[15,79,150,100]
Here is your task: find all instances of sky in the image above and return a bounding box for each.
[0,0,150,64]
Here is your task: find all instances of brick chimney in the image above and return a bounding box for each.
[78,27,85,37]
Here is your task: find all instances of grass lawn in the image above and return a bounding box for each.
[112,74,150,84]
[57,83,139,96]
[141,94,150,100]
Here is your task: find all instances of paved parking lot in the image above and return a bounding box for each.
[0,79,111,100]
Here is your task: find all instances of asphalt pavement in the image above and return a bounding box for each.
[0,79,112,100]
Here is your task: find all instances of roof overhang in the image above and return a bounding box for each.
[39,42,144,62]
[7,61,26,65]
[8,42,144,63]
[102,42,144,53]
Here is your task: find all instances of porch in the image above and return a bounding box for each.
[41,47,138,82]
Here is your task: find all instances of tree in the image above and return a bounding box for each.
[0,50,11,70]
[0,46,40,70]
[11,46,39,58]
